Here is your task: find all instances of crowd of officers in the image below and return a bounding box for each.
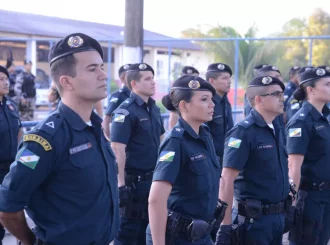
[0,32,329,245]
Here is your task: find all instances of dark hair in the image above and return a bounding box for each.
[126,71,142,90]
[205,71,221,81]
[293,79,317,101]
[50,55,77,91]
[162,89,194,115]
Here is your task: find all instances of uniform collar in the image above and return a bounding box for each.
[177,117,207,139]
[58,101,102,131]
[250,109,269,127]
[303,101,330,120]
[130,92,155,107]
[288,81,297,90]
[122,86,131,96]
[213,93,227,104]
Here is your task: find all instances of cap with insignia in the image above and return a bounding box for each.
[126,63,154,75]
[207,63,232,76]
[317,65,330,72]
[48,33,103,66]
[298,66,314,75]
[299,68,330,86]
[248,76,285,91]
[258,65,281,74]
[290,66,301,71]
[171,75,216,96]
[0,65,9,78]
[24,60,32,65]
[118,64,132,76]
[181,66,199,75]
[254,64,268,71]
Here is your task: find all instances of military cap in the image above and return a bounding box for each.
[317,65,330,72]
[171,75,216,96]
[258,65,281,74]
[0,65,9,78]
[181,66,199,75]
[118,64,132,76]
[207,63,232,76]
[300,67,330,86]
[290,66,301,71]
[248,76,285,91]
[254,64,268,70]
[24,60,32,65]
[126,63,154,75]
[48,33,103,66]
[298,66,314,74]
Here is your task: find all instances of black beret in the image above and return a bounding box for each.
[118,64,132,76]
[171,75,216,96]
[290,66,301,71]
[181,66,199,75]
[254,64,268,70]
[258,65,281,74]
[0,65,9,78]
[298,66,314,75]
[48,33,103,66]
[24,60,32,65]
[126,63,154,75]
[300,67,330,86]
[207,63,232,76]
[248,76,285,91]
[317,65,330,72]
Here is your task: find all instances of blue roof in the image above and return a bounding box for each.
[0,9,201,50]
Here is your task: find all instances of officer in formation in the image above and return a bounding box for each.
[168,66,200,130]
[216,76,290,244]
[103,64,132,138]
[5,58,17,99]
[0,65,23,245]
[286,67,330,245]
[284,66,301,107]
[147,75,226,245]
[14,60,36,123]
[111,63,165,245]
[0,33,119,245]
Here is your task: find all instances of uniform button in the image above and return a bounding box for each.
[250,218,254,223]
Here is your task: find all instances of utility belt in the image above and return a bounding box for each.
[0,162,12,171]
[125,171,154,187]
[235,198,290,220]
[300,180,330,191]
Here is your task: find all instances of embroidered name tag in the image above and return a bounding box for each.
[140,118,149,122]
[69,143,92,155]
[190,154,206,161]
[257,144,274,150]
[315,125,325,131]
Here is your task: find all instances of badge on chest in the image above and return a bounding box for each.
[190,153,206,161]
[69,142,92,155]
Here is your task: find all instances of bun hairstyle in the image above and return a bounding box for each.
[293,87,307,101]
[161,94,176,112]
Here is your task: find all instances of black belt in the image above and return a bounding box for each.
[237,200,286,216]
[127,171,154,182]
[300,180,330,191]
[0,162,12,171]
[171,212,213,234]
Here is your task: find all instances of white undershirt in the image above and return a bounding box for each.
[268,123,275,135]
[85,121,92,126]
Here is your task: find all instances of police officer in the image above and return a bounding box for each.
[111,63,165,245]
[0,65,23,245]
[284,66,301,107]
[216,76,290,245]
[103,64,131,138]
[0,33,119,245]
[14,60,36,123]
[168,66,200,130]
[285,66,314,122]
[5,58,17,99]
[147,75,226,245]
[286,67,330,245]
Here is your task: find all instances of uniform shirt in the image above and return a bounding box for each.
[285,94,302,123]
[0,102,119,245]
[223,109,289,204]
[284,81,297,109]
[105,86,130,116]
[111,92,165,172]
[286,101,330,183]
[206,93,233,162]
[0,97,21,163]
[14,71,36,99]
[153,118,220,221]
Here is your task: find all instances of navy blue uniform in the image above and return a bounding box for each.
[206,93,233,167]
[105,85,130,116]
[285,94,303,123]
[0,102,119,245]
[223,109,289,244]
[284,81,297,109]
[146,118,220,245]
[287,101,330,245]
[111,92,165,245]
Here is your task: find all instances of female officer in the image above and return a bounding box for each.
[287,67,330,245]
[147,75,226,245]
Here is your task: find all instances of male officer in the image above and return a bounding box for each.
[216,76,290,244]
[284,66,300,108]
[103,64,131,138]
[0,33,119,245]
[168,65,200,130]
[111,63,165,245]
[0,65,23,245]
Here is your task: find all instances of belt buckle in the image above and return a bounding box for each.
[319,182,325,191]
[137,175,141,182]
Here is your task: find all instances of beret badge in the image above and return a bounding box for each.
[188,80,201,89]
[67,36,84,48]
[262,76,273,85]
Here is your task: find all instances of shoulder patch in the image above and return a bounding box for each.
[170,126,184,139]
[113,108,129,116]
[228,137,242,148]
[159,151,175,162]
[17,147,40,169]
[23,134,52,151]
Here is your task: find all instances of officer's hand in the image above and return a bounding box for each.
[119,185,131,207]
[215,225,232,245]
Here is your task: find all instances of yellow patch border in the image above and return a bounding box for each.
[23,134,52,151]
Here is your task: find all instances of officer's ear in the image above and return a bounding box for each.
[178,100,189,114]
[59,75,74,91]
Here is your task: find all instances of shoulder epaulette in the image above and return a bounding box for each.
[237,118,254,129]
[113,108,130,116]
[36,112,64,136]
[170,126,185,139]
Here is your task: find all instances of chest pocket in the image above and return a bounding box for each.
[186,156,211,192]
[212,115,224,132]
[69,142,96,169]
[255,143,277,161]
[138,117,152,131]
[312,125,329,155]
